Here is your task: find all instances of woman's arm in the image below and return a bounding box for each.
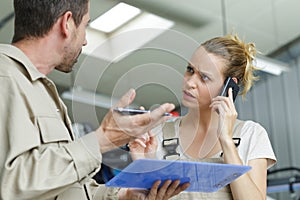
[211,88,268,200]
[220,137,267,200]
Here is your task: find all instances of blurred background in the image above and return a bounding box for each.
[1,0,300,199]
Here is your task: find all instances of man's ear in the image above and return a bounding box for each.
[60,11,73,37]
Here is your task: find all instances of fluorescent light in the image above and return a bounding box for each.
[90,2,141,33]
[255,56,289,76]
[62,88,116,109]
[61,88,138,109]
[83,13,174,62]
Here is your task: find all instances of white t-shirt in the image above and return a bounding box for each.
[153,117,277,169]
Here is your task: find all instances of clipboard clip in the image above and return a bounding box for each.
[162,138,180,160]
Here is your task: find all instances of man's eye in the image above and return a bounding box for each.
[186,66,194,73]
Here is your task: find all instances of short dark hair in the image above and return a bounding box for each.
[12,0,89,43]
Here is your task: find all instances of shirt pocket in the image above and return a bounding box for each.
[37,116,72,143]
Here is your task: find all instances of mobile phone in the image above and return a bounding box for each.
[114,107,172,116]
[219,77,240,102]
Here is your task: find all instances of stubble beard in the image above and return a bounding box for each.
[55,48,81,73]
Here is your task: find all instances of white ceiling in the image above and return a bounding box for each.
[1,0,300,111]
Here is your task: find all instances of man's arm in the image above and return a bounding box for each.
[0,76,101,199]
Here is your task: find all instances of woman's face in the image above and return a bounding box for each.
[182,46,226,109]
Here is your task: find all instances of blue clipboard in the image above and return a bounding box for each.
[105,159,251,192]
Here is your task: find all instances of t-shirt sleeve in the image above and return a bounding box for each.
[241,121,277,169]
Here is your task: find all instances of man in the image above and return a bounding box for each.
[0,0,189,199]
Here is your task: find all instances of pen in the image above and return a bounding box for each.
[114,107,172,116]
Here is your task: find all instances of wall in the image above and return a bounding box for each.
[235,57,300,199]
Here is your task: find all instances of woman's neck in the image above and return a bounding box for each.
[179,107,221,158]
[182,107,216,130]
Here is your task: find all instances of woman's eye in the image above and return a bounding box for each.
[186,66,194,74]
[201,74,209,81]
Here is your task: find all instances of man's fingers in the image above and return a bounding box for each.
[150,103,175,119]
[144,103,175,128]
[115,89,136,108]
[131,103,175,128]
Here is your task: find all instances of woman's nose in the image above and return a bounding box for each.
[185,75,197,89]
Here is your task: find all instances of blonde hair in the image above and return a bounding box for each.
[201,34,259,98]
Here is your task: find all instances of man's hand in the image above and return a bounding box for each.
[95,89,175,153]
[118,180,190,200]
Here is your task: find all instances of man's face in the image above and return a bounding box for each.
[56,4,90,73]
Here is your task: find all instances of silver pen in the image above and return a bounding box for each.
[114,107,172,116]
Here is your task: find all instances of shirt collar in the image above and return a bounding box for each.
[0,44,46,81]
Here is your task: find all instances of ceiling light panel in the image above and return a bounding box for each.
[90,2,141,33]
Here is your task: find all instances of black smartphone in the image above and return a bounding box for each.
[219,77,240,102]
[114,107,172,116]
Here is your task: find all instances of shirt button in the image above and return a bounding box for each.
[56,109,60,112]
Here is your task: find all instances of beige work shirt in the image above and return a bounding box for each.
[0,44,116,199]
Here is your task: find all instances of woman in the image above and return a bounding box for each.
[127,34,276,199]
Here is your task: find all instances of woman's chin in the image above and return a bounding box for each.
[182,99,198,109]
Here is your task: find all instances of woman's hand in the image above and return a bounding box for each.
[118,180,190,200]
[129,131,158,160]
[210,88,238,142]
